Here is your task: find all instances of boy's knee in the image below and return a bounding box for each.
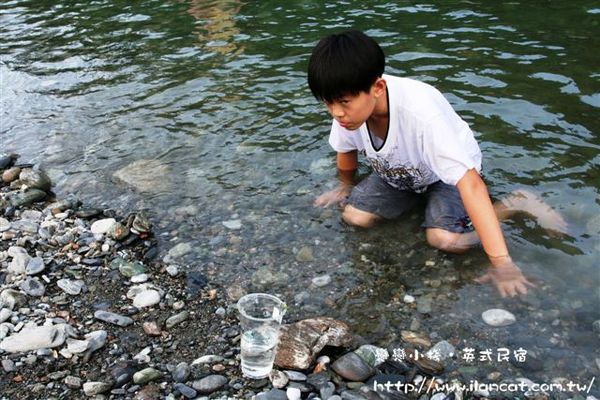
[426,228,465,253]
[342,205,380,228]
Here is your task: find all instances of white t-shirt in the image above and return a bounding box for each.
[329,74,482,192]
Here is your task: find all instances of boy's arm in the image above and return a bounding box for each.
[314,151,358,207]
[456,168,534,297]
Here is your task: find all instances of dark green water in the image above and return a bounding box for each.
[2,0,599,392]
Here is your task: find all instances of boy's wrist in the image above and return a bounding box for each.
[487,253,513,268]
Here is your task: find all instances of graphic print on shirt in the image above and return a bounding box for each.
[368,155,435,192]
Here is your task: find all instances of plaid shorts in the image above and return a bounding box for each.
[346,173,474,233]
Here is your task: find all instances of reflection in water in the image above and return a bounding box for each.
[187,0,244,56]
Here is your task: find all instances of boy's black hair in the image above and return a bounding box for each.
[308,30,385,103]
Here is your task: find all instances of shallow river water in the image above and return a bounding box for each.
[2,0,599,395]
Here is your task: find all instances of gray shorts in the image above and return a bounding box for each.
[346,174,474,233]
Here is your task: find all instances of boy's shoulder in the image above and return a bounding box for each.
[384,74,452,120]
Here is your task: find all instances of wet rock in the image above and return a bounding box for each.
[332,352,375,382]
[57,278,85,295]
[416,295,433,314]
[320,381,336,399]
[2,167,21,183]
[111,362,137,387]
[115,258,147,277]
[401,330,431,348]
[222,219,242,229]
[94,310,134,327]
[355,344,389,368]
[312,274,332,287]
[25,257,45,275]
[307,372,330,390]
[275,317,353,370]
[166,311,189,329]
[9,189,47,207]
[288,387,302,400]
[285,371,307,381]
[482,309,516,327]
[256,389,287,400]
[0,153,18,169]
[405,348,444,375]
[164,242,192,262]
[83,381,111,396]
[296,246,314,262]
[426,340,456,361]
[186,271,208,296]
[0,324,67,353]
[191,374,228,394]
[113,159,171,193]
[133,290,161,308]
[19,168,51,192]
[166,265,179,277]
[133,367,162,384]
[107,221,129,240]
[90,218,117,235]
[20,277,46,297]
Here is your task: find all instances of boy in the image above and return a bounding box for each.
[308,30,566,297]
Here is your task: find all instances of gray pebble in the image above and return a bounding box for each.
[20,277,46,297]
[192,374,227,394]
[25,257,45,275]
[94,310,134,327]
[174,383,197,399]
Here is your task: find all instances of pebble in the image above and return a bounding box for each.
[192,355,224,365]
[222,219,242,230]
[256,389,287,400]
[192,374,228,394]
[0,308,11,323]
[133,289,161,308]
[0,217,11,232]
[25,257,45,275]
[403,294,415,303]
[133,367,162,384]
[20,277,46,297]
[270,370,289,388]
[2,359,16,372]
[64,376,82,388]
[8,252,30,275]
[482,309,517,327]
[57,278,85,295]
[83,381,111,396]
[166,265,179,276]
[174,383,197,399]
[287,387,302,400]
[172,362,190,383]
[312,274,332,287]
[285,371,308,381]
[143,321,162,336]
[296,246,314,262]
[90,218,117,234]
[426,340,456,361]
[94,310,134,327]
[166,311,189,329]
[331,352,375,382]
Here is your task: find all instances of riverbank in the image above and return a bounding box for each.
[1,155,598,400]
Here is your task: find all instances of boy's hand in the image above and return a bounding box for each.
[475,257,536,297]
[314,184,352,208]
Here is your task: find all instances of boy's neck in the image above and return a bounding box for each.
[367,87,389,140]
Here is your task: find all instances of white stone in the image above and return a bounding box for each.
[166,265,179,277]
[0,324,67,353]
[0,308,11,323]
[66,338,90,354]
[131,273,149,283]
[85,330,107,353]
[222,219,242,230]
[482,309,517,327]
[83,381,111,396]
[403,294,415,303]
[427,340,456,361]
[90,218,117,235]
[286,387,301,400]
[311,275,331,287]
[8,252,30,275]
[57,279,85,295]
[133,290,161,308]
[191,355,224,365]
[0,217,10,232]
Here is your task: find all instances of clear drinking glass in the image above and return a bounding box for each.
[237,293,286,379]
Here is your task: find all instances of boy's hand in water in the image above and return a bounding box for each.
[314,184,352,207]
[476,257,536,297]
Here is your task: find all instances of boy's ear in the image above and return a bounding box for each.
[372,77,387,97]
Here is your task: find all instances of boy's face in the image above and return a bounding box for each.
[324,78,386,131]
